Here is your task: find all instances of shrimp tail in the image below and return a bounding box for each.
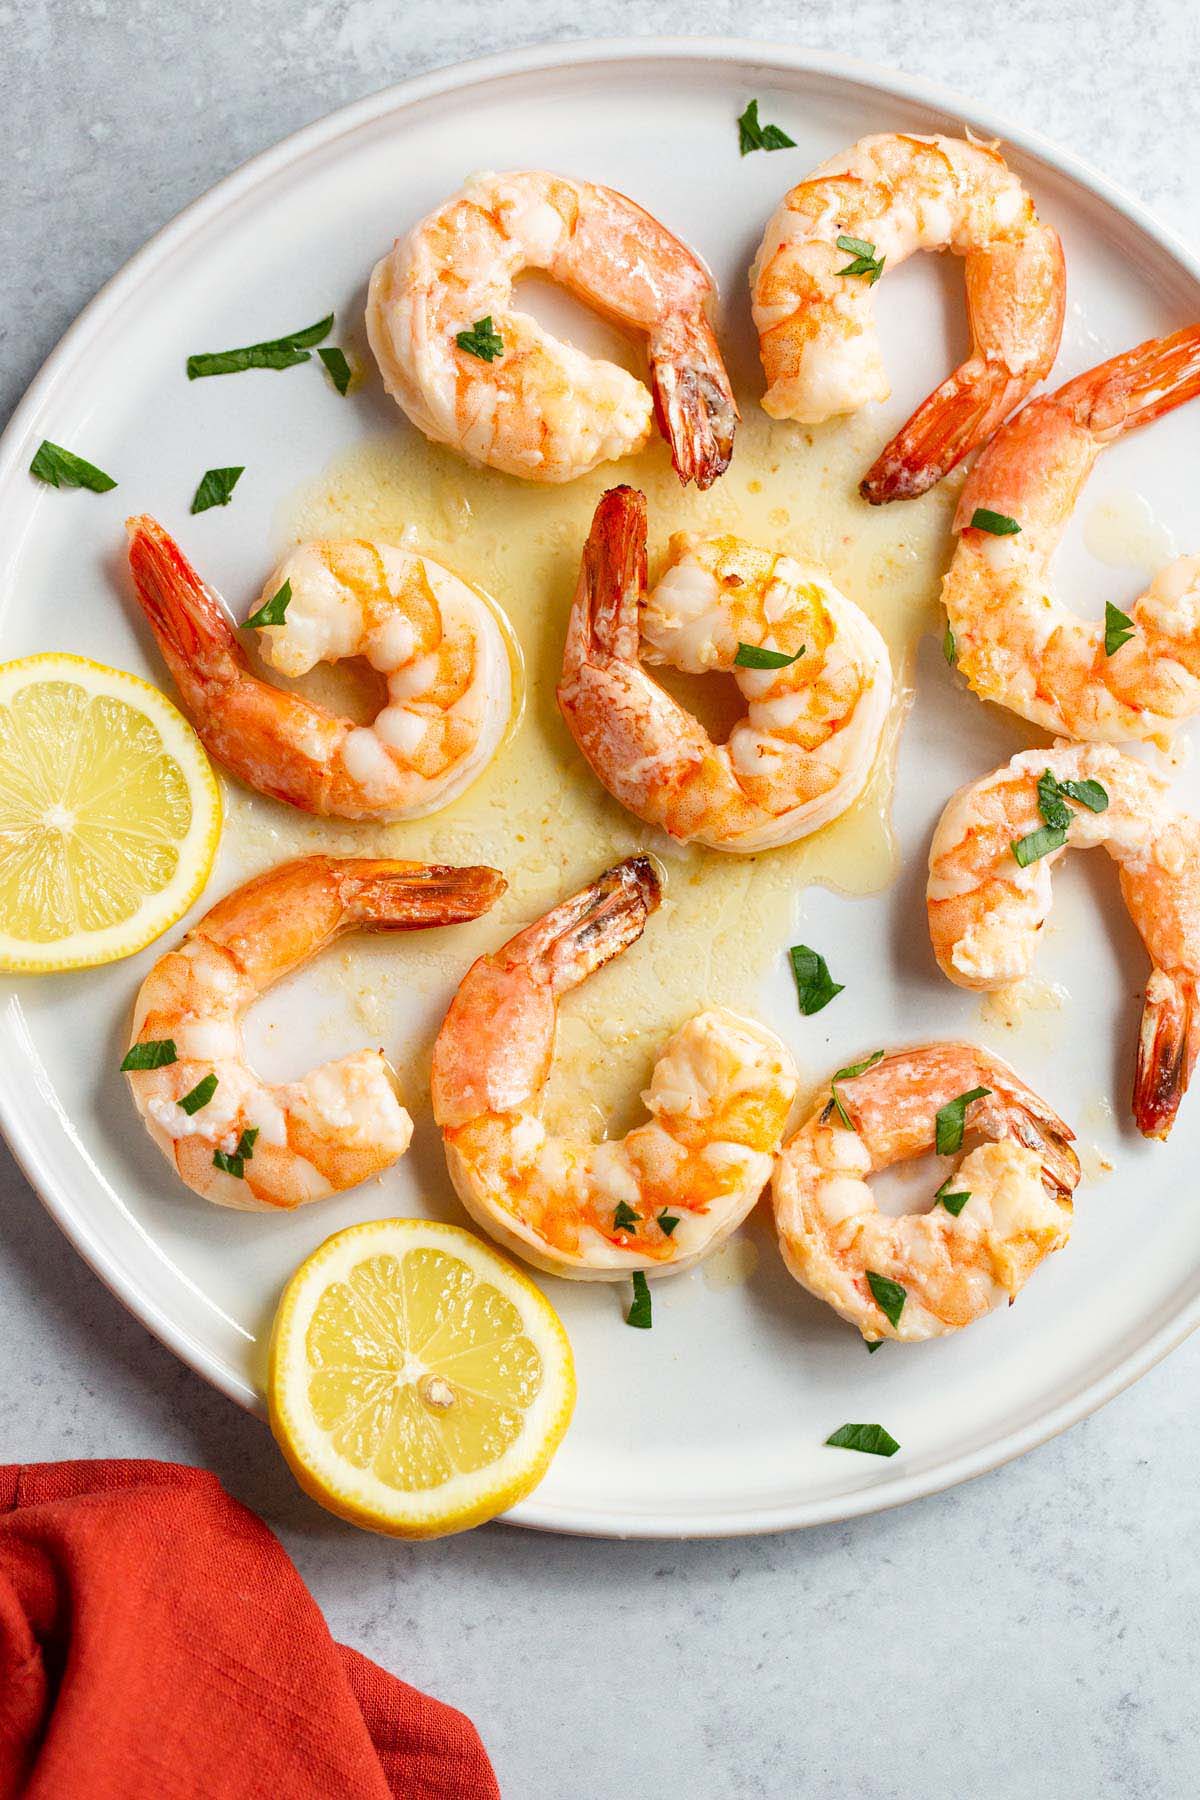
[508,855,662,995]
[338,859,507,929]
[1067,322,1200,439]
[1000,1087,1081,1200]
[1133,968,1199,1140]
[561,486,646,678]
[126,515,248,689]
[860,359,1023,504]
[650,322,738,490]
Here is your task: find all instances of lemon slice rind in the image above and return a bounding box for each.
[268,1219,576,1539]
[0,654,221,972]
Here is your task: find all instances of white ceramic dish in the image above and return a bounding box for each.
[2,39,1199,1538]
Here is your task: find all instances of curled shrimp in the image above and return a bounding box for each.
[126,519,514,820]
[772,1044,1079,1342]
[944,325,1200,742]
[927,743,1200,1139]
[557,488,891,852]
[430,857,798,1280]
[126,855,505,1210]
[367,170,736,488]
[750,133,1065,503]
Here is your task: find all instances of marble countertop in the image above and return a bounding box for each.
[3,5,1198,1795]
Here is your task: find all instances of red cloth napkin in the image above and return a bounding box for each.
[0,1460,499,1800]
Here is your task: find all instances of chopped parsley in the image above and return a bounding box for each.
[626,1270,653,1329]
[835,235,885,284]
[737,98,796,155]
[178,1073,218,1115]
[245,580,292,630]
[212,1126,259,1181]
[789,944,844,1016]
[826,1050,886,1129]
[1104,600,1135,656]
[943,622,957,666]
[317,346,353,395]
[969,508,1021,536]
[612,1200,640,1233]
[825,1422,900,1457]
[935,1086,991,1156]
[186,314,333,378]
[1012,767,1110,866]
[935,1177,971,1217]
[455,317,504,362]
[121,1039,178,1071]
[657,1211,680,1237]
[734,642,805,670]
[30,439,117,493]
[191,466,244,514]
[866,1271,906,1329]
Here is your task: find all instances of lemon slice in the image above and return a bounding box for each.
[269,1219,576,1538]
[0,655,221,972]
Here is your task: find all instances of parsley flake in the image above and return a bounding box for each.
[835,234,885,284]
[1104,600,1135,656]
[935,1177,971,1217]
[213,1126,258,1180]
[737,99,796,155]
[825,1422,900,1457]
[612,1200,640,1233]
[827,1050,885,1129]
[191,466,244,514]
[734,642,805,670]
[789,944,844,1016]
[120,1038,177,1071]
[30,439,117,493]
[178,1073,218,1116]
[657,1211,680,1237]
[317,346,353,395]
[866,1271,906,1329]
[245,580,292,630]
[943,622,957,666]
[935,1086,991,1156]
[186,314,333,379]
[1011,822,1069,868]
[969,508,1021,536]
[626,1270,653,1329]
[455,317,504,362]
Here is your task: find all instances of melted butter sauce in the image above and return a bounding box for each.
[228,381,959,1139]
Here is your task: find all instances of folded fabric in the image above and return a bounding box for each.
[0,1459,499,1800]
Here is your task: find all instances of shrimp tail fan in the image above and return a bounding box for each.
[1134,969,1200,1140]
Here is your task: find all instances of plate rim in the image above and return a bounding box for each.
[2,34,1198,1538]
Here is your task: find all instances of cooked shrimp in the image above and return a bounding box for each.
[126,519,514,820]
[126,855,505,1210]
[367,170,736,487]
[927,743,1200,1139]
[430,857,798,1279]
[944,325,1200,741]
[750,132,1064,502]
[558,488,891,852]
[772,1044,1079,1341]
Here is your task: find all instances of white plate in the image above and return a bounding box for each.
[2,39,1199,1538]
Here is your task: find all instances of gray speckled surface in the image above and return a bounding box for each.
[3,6,1200,1796]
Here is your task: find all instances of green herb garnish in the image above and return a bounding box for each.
[186,314,333,379]
[825,1422,900,1457]
[213,1126,258,1180]
[626,1270,653,1329]
[734,641,805,670]
[1036,768,1074,831]
[1057,777,1109,813]
[317,346,353,395]
[657,1211,680,1237]
[612,1200,640,1233]
[866,1271,906,1329]
[835,235,885,284]
[866,1339,883,1353]
[455,317,504,362]
[943,622,957,666]
[1011,822,1069,867]
[244,580,291,630]
[178,1073,218,1116]
[789,944,844,1016]
[191,466,244,514]
[120,1038,177,1071]
[935,1086,991,1156]
[827,1049,886,1129]
[737,98,796,155]
[935,1177,971,1217]
[1104,600,1135,656]
[30,439,117,493]
[969,508,1021,536]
